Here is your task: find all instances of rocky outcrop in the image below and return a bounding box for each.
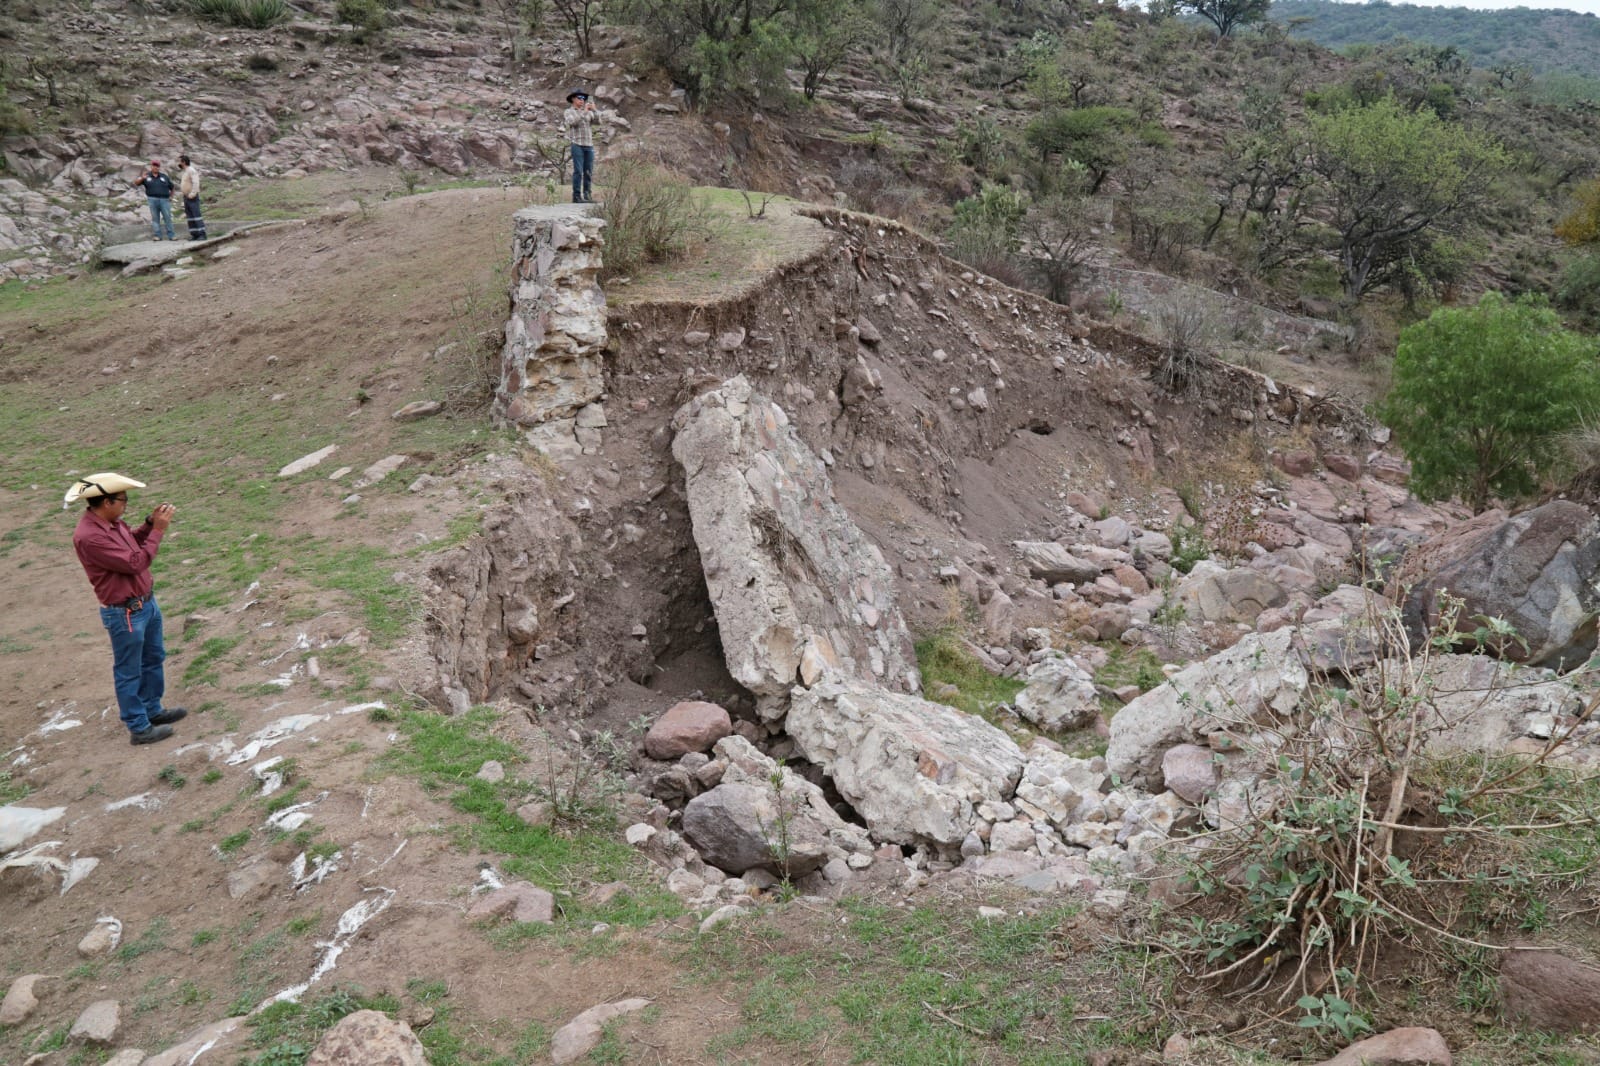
[1106,628,1309,789]
[786,681,1025,848]
[673,377,920,714]
[495,205,608,428]
[1177,560,1288,625]
[1392,501,1600,670]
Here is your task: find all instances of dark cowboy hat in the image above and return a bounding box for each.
[565,88,589,103]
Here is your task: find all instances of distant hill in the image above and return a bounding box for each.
[1271,0,1600,83]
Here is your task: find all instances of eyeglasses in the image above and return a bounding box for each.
[106,494,128,503]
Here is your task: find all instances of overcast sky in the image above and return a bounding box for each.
[1335,1,1600,14]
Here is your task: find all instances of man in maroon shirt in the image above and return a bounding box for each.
[68,473,187,746]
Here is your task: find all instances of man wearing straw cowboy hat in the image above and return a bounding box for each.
[67,473,186,746]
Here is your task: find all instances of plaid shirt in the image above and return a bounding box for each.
[563,106,600,147]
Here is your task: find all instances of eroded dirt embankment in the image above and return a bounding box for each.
[425,206,1341,735]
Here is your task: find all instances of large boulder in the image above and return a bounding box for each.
[306,1010,427,1066]
[1407,654,1583,753]
[1107,628,1309,789]
[786,681,1026,848]
[681,781,830,877]
[1012,656,1101,731]
[1014,541,1099,585]
[1312,1027,1451,1066]
[1499,946,1600,1031]
[1176,560,1288,624]
[1391,501,1600,670]
[644,701,733,760]
[672,377,920,716]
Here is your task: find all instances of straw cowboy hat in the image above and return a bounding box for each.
[64,473,146,506]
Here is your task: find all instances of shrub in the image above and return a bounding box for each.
[1377,291,1600,512]
[946,184,1029,289]
[1164,600,1600,1033]
[335,0,385,33]
[1556,253,1600,325]
[598,159,708,282]
[190,0,288,29]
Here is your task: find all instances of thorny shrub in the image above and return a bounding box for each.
[1159,597,1600,1037]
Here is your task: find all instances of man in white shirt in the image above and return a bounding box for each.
[178,155,207,240]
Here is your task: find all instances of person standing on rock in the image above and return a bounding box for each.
[131,160,176,241]
[67,473,186,747]
[178,154,207,241]
[562,89,606,204]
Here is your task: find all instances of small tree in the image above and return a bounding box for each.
[872,0,940,62]
[1307,95,1508,302]
[791,0,868,100]
[551,0,604,57]
[1178,0,1272,38]
[1378,292,1600,513]
[1023,189,1094,304]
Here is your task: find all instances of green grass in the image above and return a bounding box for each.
[696,899,1101,1064]
[1093,645,1166,697]
[916,630,1027,727]
[116,917,170,962]
[192,929,220,948]
[379,707,681,926]
[218,829,251,855]
[184,634,246,687]
[0,770,29,803]
[242,988,401,1066]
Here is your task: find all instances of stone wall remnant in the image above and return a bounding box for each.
[494,204,608,432]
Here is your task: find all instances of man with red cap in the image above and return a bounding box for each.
[132,159,176,241]
[67,473,186,746]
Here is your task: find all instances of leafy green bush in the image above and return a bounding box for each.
[946,184,1029,288]
[1378,291,1600,512]
[597,159,709,283]
[1168,521,1210,574]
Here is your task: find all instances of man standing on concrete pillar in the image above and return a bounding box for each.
[562,89,607,204]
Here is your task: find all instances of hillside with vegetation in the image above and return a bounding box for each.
[1272,0,1600,89]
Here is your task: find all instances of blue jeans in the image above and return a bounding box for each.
[571,145,594,202]
[147,196,175,239]
[98,597,167,734]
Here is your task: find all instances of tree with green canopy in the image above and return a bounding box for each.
[1378,293,1600,513]
[1307,95,1508,302]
